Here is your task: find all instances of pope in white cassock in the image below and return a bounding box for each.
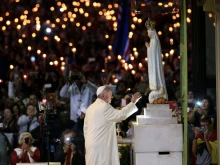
[84,86,141,165]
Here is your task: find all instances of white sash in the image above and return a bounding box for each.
[14,146,37,163]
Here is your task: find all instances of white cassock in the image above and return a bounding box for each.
[147,29,168,100]
[84,98,138,165]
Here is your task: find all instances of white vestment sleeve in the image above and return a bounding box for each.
[104,102,137,122]
[84,115,88,139]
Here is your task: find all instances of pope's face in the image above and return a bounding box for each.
[105,89,113,104]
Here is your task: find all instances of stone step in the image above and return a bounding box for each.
[137,115,177,125]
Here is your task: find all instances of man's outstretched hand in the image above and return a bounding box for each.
[131,92,142,104]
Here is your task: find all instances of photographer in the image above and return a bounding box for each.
[59,70,97,122]
[11,132,40,165]
[17,103,39,134]
[192,115,217,165]
[54,129,85,165]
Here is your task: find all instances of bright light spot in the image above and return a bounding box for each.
[46,27,52,33]
[187,17,191,23]
[117,55,122,60]
[108,45,112,50]
[170,49,175,55]
[32,33,36,38]
[23,75,27,79]
[30,56,36,62]
[72,47,76,53]
[187,9,192,14]
[158,2,163,6]
[169,27,173,32]
[61,66,65,71]
[10,65,14,70]
[54,60,59,66]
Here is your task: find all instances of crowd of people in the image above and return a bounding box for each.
[0,0,217,165]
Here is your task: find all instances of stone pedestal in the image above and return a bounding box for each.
[132,104,183,165]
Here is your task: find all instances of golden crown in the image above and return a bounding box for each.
[145,19,156,30]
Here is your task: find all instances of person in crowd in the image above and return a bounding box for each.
[126,119,135,138]
[1,107,18,148]
[188,90,196,106]
[58,110,76,134]
[59,70,97,122]
[4,98,15,110]
[192,115,217,165]
[28,94,39,108]
[16,100,26,115]
[17,104,39,134]
[0,127,13,165]
[54,129,85,165]
[193,96,216,127]
[84,86,141,165]
[12,103,21,119]
[111,80,128,108]
[8,71,24,102]
[11,132,41,165]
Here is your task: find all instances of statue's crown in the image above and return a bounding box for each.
[145,19,156,30]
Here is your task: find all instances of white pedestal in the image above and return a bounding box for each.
[134,152,182,165]
[132,104,183,165]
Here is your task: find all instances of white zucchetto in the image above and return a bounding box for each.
[96,86,107,96]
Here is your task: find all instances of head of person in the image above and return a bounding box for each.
[199,115,213,133]
[128,119,135,129]
[116,80,127,92]
[188,90,194,100]
[96,86,112,104]
[3,107,13,120]
[59,110,70,125]
[16,100,25,115]
[62,129,75,146]
[26,103,37,118]
[71,70,86,85]
[18,132,33,146]
[12,103,21,117]
[4,98,14,109]
[201,96,215,115]
[29,94,38,106]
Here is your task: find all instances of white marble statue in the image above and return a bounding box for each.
[145,20,168,103]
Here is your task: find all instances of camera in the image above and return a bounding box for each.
[24,137,30,144]
[66,137,74,144]
[195,101,201,108]
[71,75,81,81]
[199,127,206,133]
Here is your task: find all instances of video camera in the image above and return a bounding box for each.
[198,127,206,133]
[71,75,81,81]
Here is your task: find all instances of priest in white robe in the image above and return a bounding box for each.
[84,86,141,165]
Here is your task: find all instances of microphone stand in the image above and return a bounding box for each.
[43,84,52,165]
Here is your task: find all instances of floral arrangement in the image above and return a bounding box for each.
[118,144,130,165]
